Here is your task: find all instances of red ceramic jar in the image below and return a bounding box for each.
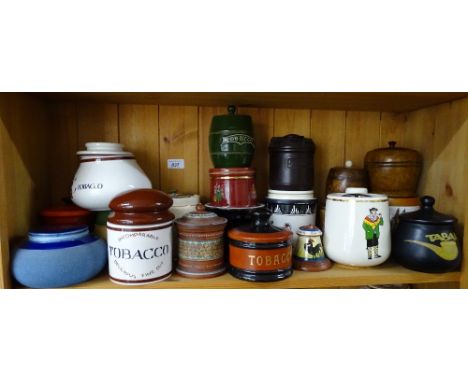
[208,167,257,208]
[40,205,92,229]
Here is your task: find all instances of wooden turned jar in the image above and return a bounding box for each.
[228,209,293,282]
[364,141,422,197]
[175,204,228,279]
[325,160,368,195]
[107,189,175,285]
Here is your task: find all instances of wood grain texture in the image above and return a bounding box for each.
[77,103,118,147]
[0,94,49,288]
[310,110,346,203]
[159,106,198,194]
[48,102,78,204]
[380,112,407,147]
[70,262,460,289]
[198,107,226,202]
[273,109,311,137]
[345,111,381,168]
[238,107,274,201]
[119,104,160,188]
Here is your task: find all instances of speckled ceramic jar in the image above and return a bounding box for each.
[176,204,227,278]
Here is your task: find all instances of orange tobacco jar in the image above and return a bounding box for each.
[228,209,293,281]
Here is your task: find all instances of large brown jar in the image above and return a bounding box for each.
[175,204,228,279]
[107,189,175,285]
[364,141,422,197]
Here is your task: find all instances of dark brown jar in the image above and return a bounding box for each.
[107,189,175,285]
[228,209,293,282]
[175,204,228,279]
[325,160,368,195]
[364,141,422,197]
[269,134,315,191]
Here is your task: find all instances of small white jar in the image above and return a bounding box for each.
[323,187,390,267]
[71,142,152,211]
[265,189,317,248]
[169,193,200,219]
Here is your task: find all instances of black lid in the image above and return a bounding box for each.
[269,134,315,152]
[399,195,457,225]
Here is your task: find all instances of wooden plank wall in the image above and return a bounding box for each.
[48,103,407,206]
[0,94,49,288]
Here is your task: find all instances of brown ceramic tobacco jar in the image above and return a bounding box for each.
[228,209,293,282]
[325,160,368,195]
[364,141,422,197]
[175,204,228,279]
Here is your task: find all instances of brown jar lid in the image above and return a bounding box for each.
[176,204,227,232]
[388,196,420,207]
[108,189,174,226]
[364,141,422,164]
[40,205,91,218]
[228,209,292,244]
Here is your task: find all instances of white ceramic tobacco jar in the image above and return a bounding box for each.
[71,142,152,211]
[323,187,390,267]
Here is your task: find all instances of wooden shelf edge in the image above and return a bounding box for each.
[70,262,461,289]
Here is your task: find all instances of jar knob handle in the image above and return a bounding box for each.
[420,195,435,209]
[388,141,397,148]
[227,105,237,115]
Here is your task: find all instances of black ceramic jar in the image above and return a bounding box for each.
[268,134,315,191]
[392,196,461,273]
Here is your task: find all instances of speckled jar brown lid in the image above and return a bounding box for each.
[176,204,227,232]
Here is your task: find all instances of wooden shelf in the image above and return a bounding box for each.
[70,262,460,289]
[36,92,468,112]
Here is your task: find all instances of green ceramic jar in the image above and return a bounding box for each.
[209,105,254,168]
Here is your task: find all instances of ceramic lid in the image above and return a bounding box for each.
[267,189,315,200]
[327,187,388,202]
[297,225,322,236]
[210,105,252,131]
[176,204,227,231]
[364,141,422,163]
[40,205,91,218]
[170,193,200,207]
[108,189,174,225]
[228,209,292,243]
[77,142,132,156]
[269,134,315,152]
[398,195,456,224]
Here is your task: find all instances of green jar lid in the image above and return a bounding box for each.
[211,105,253,132]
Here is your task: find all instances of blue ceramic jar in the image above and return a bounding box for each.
[12,226,107,288]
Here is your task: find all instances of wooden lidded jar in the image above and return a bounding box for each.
[175,204,228,278]
[228,209,293,282]
[107,189,175,285]
[364,141,422,197]
[269,134,315,191]
[209,105,255,168]
[325,160,368,195]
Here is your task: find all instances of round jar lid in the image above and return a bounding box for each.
[269,134,315,152]
[364,141,422,164]
[210,105,253,131]
[228,209,292,243]
[40,205,91,218]
[297,225,322,236]
[77,141,132,156]
[27,226,90,243]
[267,189,315,200]
[108,189,174,225]
[170,193,200,207]
[176,204,227,230]
[398,195,456,224]
[327,187,388,202]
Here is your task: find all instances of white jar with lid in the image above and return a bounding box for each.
[323,187,390,267]
[169,193,201,219]
[71,142,152,211]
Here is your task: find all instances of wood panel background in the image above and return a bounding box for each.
[1,94,467,288]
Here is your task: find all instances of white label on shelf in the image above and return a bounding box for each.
[167,159,185,169]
